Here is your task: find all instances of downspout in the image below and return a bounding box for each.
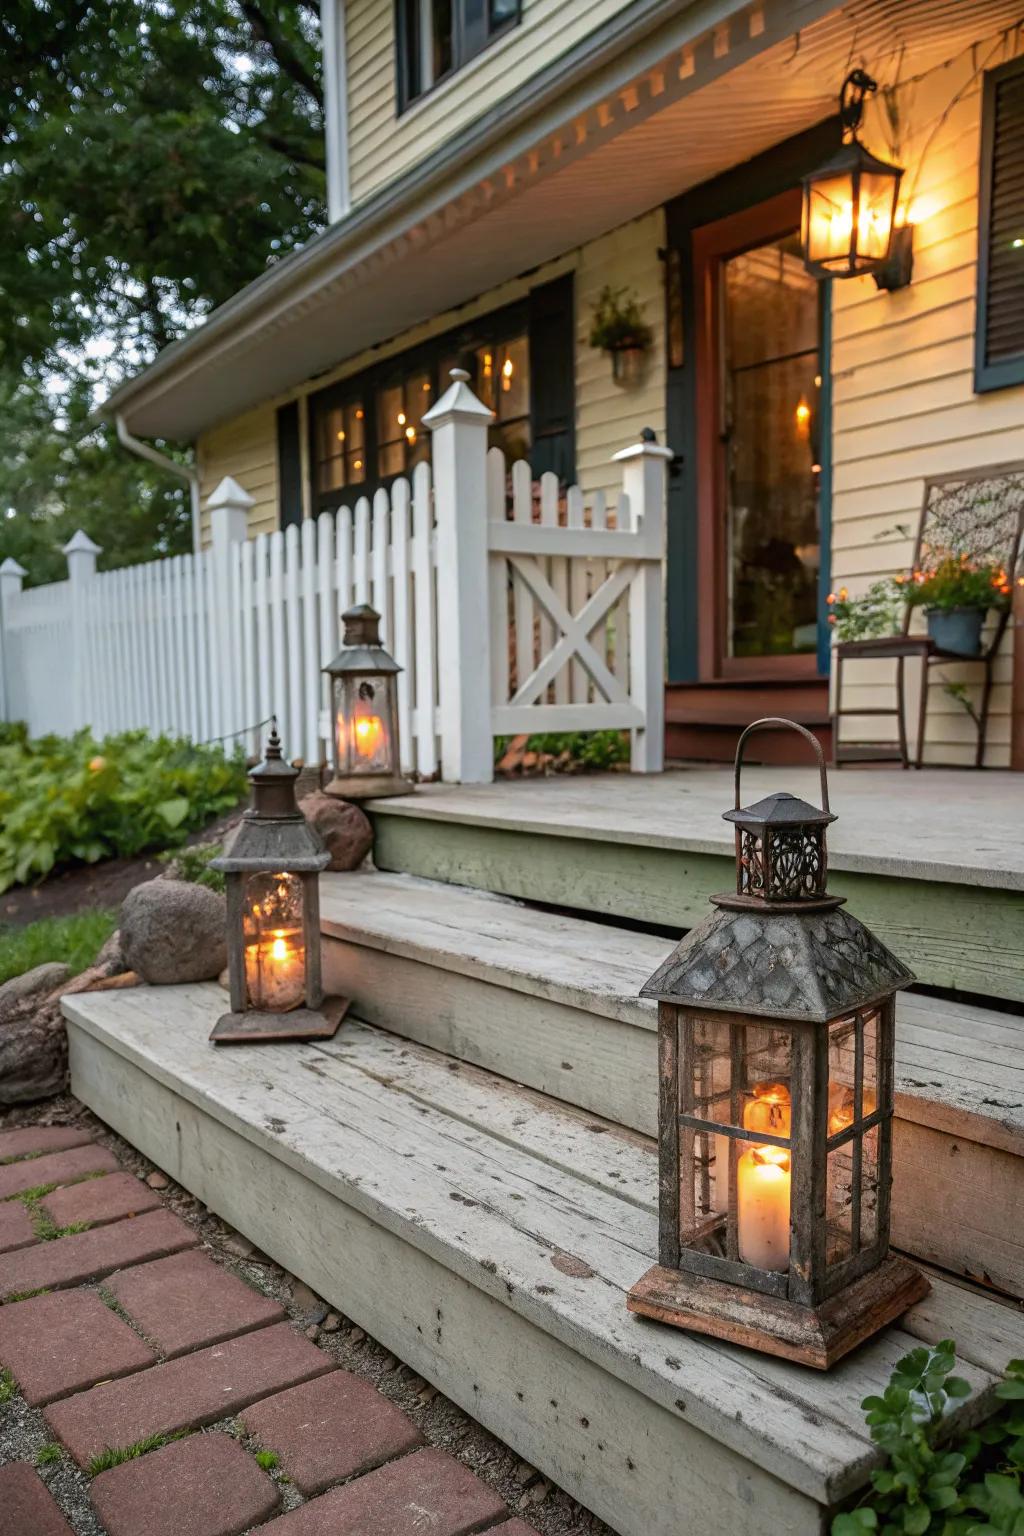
[322,0,351,222]
[115,413,202,555]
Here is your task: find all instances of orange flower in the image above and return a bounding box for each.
[826,592,837,605]
[838,586,849,601]
[88,756,106,773]
[893,574,906,586]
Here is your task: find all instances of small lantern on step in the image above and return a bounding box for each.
[627,718,927,1369]
[209,724,349,1045]
[323,604,412,800]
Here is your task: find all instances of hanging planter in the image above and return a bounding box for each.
[588,285,653,390]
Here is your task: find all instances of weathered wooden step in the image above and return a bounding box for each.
[64,985,1024,1536]
[365,770,1024,1003]
[320,872,1024,1297]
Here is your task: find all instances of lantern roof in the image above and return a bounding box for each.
[323,603,402,677]
[212,725,329,874]
[640,904,914,1024]
[802,135,904,190]
[723,790,835,830]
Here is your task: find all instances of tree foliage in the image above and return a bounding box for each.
[1,1,325,581]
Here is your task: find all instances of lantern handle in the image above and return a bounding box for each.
[734,718,830,815]
[839,68,876,139]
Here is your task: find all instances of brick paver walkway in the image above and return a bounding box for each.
[0,1125,535,1535]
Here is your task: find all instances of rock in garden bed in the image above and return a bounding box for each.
[298,790,373,872]
[120,878,227,985]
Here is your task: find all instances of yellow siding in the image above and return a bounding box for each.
[197,405,278,543]
[346,0,638,206]
[194,209,665,531]
[830,32,1024,767]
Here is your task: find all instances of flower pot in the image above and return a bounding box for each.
[610,345,647,388]
[926,606,986,657]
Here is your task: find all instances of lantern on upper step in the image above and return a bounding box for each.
[209,724,348,1045]
[626,718,927,1369]
[801,69,909,289]
[323,605,412,800]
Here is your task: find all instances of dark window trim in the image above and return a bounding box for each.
[394,0,522,116]
[276,401,303,529]
[975,56,1024,394]
[307,283,570,514]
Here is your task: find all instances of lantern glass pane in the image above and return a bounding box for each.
[242,871,306,1012]
[683,1015,793,1272]
[804,172,855,270]
[333,673,395,777]
[855,170,897,263]
[826,1008,882,1265]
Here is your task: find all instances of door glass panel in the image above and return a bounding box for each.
[721,231,821,659]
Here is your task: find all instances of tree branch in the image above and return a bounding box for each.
[239,2,324,112]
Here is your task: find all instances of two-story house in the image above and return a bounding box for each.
[103,0,1024,766]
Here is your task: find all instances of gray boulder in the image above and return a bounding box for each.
[0,962,71,1025]
[0,1000,66,1103]
[299,790,373,872]
[120,879,227,985]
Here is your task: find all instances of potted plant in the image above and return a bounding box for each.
[900,552,1013,656]
[588,285,653,387]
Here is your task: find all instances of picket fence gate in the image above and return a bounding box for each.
[0,373,668,782]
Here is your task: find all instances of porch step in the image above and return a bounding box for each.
[365,772,1024,1005]
[320,872,1024,1298]
[63,985,1024,1536]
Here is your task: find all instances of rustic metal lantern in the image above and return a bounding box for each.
[209,724,348,1045]
[323,604,412,800]
[802,69,907,287]
[627,719,927,1368]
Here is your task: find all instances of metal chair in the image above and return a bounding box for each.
[832,462,1024,769]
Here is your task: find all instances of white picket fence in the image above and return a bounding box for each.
[0,373,668,781]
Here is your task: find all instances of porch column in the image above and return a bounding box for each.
[613,433,672,773]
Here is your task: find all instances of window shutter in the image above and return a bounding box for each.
[276,402,303,529]
[976,59,1024,392]
[528,274,575,482]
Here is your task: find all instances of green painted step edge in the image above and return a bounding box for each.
[370,813,1024,1006]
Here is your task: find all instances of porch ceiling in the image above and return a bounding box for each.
[108,0,1023,441]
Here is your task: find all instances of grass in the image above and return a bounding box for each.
[0,1367,16,1402]
[3,1287,50,1304]
[0,908,116,988]
[86,1429,190,1476]
[30,1210,90,1242]
[254,1449,280,1470]
[36,1443,62,1466]
[7,1182,58,1205]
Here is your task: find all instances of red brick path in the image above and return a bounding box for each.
[0,1126,535,1536]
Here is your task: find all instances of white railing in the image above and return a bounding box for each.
[0,374,668,780]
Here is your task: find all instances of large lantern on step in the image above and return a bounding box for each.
[209,724,348,1045]
[627,719,927,1369]
[323,605,412,800]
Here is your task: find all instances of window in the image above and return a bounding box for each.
[396,0,521,110]
[976,57,1024,393]
[307,277,574,512]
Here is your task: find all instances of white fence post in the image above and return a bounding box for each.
[423,369,494,783]
[612,431,671,772]
[0,558,26,723]
[63,531,101,732]
[208,476,252,745]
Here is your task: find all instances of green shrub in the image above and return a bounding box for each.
[0,727,247,893]
[494,729,629,772]
[0,910,116,986]
[832,1343,1024,1536]
[158,841,225,893]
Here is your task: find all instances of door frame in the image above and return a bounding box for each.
[665,118,839,686]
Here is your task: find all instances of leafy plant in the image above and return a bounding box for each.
[493,729,630,772]
[159,841,226,894]
[0,1367,16,1402]
[827,581,905,643]
[255,1449,280,1470]
[35,1443,62,1466]
[0,909,117,987]
[901,554,1015,614]
[0,728,246,894]
[832,1343,1024,1536]
[587,286,653,352]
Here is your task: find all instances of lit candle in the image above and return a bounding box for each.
[743,1082,791,1137]
[352,714,384,760]
[737,1146,791,1271]
[828,1086,877,1136]
[245,927,305,1011]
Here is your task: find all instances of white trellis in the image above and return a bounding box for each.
[0,373,667,781]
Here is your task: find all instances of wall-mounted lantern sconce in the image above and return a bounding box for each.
[802,69,912,291]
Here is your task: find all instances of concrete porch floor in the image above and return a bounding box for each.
[371,767,1024,891]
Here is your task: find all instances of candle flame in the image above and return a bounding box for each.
[751,1146,790,1172]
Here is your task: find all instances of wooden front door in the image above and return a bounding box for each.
[665,176,831,762]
